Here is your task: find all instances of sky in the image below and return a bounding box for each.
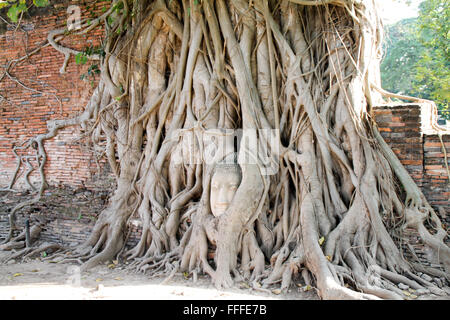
[378,0,423,24]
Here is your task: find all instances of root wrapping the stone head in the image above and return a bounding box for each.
[2,0,449,299]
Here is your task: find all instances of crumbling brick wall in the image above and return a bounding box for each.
[422,134,450,213]
[373,104,450,225]
[0,1,111,190]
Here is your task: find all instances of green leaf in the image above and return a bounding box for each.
[318,236,325,246]
[107,16,114,26]
[78,54,88,65]
[0,1,9,10]
[7,4,21,23]
[75,53,82,65]
[18,2,27,11]
[33,0,49,7]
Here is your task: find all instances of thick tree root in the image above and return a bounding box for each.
[4,0,449,300]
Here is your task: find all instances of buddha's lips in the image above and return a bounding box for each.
[214,204,229,210]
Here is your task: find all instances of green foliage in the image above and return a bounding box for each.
[75,52,88,65]
[381,0,449,119]
[75,45,105,66]
[0,0,49,23]
[7,2,28,23]
[76,45,104,87]
[381,18,424,97]
[415,0,449,118]
[33,0,49,7]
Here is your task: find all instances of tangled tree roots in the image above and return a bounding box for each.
[2,0,449,299]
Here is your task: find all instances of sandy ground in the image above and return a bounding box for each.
[0,255,319,300]
[0,188,319,300]
[0,189,448,301]
[2,259,448,301]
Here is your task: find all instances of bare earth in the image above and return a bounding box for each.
[1,258,447,300]
[0,189,319,300]
[0,254,319,300]
[0,191,448,300]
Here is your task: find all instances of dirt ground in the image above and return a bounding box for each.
[0,187,320,300]
[0,254,319,300]
[1,255,449,300]
[0,188,448,301]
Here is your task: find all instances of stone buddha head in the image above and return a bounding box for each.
[210,156,242,218]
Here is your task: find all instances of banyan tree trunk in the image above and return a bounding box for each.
[3,0,449,300]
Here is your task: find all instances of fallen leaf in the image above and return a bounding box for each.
[13,273,23,277]
[318,237,325,246]
[272,289,281,295]
[95,278,103,282]
[107,264,115,269]
[114,277,123,281]
[403,290,411,296]
[31,269,39,273]
[325,255,332,261]
[113,260,118,265]
[304,285,312,291]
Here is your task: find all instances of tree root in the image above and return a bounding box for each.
[3,0,449,300]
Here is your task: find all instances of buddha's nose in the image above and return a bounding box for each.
[217,187,230,205]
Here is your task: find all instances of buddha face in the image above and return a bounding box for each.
[210,167,241,218]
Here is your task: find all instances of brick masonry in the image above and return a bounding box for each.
[373,104,450,222]
[0,4,448,250]
[373,104,449,264]
[0,0,109,190]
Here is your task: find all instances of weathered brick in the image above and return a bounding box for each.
[0,1,111,190]
[374,105,450,225]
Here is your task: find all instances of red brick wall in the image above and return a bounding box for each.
[373,104,450,220]
[374,104,424,185]
[0,1,110,190]
[423,134,450,211]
